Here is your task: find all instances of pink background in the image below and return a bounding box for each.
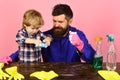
[0,0,120,62]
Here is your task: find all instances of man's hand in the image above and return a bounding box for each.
[69,31,84,52]
[43,36,53,47]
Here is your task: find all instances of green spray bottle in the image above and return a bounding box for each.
[93,37,103,70]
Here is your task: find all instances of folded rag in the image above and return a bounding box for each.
[30,70,58,80]
[98,70,120,80]
[5,66,24,80]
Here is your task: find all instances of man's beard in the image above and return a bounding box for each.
[53,26,69,38]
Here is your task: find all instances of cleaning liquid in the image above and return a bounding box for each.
[93,37,103,69]
[106,34,116,71]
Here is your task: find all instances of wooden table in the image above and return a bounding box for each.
[3,62,120,80]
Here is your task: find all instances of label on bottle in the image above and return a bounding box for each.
[106,51,116,71]
[93,56,103,70]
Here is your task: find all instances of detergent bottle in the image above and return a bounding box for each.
[93,37,103,70]
[106,34,116,71]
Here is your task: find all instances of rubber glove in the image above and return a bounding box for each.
[30,70,58,80]
[0,63,10,79]
[69,31,84,52]
[5,66,24,80]
[0,56,12,64]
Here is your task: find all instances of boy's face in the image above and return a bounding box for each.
[25,25,39,35]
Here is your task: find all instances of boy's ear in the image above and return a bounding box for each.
[23,24,27,27]
[23,24,27,28]
[69,18,73,24]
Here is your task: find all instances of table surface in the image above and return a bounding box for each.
[3,62,120,80]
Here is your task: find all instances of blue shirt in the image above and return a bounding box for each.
[42,26,95,63]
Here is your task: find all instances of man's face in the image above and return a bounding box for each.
[53,14,71,37]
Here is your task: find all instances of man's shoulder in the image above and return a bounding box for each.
[69,26,83,33]
[43,28,53,35]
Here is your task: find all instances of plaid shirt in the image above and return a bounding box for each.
[16,29,46,62]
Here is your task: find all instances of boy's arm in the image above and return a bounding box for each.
[25,38,41,44]
[16,30,41,45]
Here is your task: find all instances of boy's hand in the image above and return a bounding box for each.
[69,31,84,52]
[43,37,52,47]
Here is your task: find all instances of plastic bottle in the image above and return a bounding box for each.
[36,36,47,48]
[35,42,47,48]
[106,34,116,71]
[93,37,103,70]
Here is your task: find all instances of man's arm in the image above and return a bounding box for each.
[10,50,19,62]
[77,31,96,64]
[0,50,19,64]
[69,30,96,63]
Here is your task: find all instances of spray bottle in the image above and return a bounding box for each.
[106,34,116,71]
[93,36,103,69]
[35,42,47,48]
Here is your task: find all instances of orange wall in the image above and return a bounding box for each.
[0,0,120,62]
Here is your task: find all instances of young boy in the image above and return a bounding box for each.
[15,9,52,62]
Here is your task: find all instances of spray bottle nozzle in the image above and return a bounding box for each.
[106,34,114,42]
[94,36,103,57]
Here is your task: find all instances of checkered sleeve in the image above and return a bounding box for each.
[16,30,26,44]
[40,32,52,41]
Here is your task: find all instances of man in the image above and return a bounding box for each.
[0,4,95,64]
[41,4,95,63]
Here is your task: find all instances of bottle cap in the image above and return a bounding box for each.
[94,36,102,45]
[106,34,114,42]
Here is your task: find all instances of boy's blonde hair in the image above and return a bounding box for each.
[22,9,44,29]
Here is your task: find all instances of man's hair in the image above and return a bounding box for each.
[52,4,73,20]
[22,9,44,29]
